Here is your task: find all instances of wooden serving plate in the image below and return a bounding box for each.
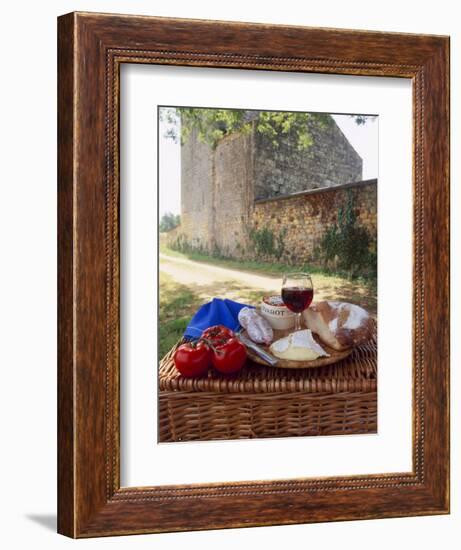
[243,327,353,369]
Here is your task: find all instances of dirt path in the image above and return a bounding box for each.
[159,253,377,314]
[159,253,279,293]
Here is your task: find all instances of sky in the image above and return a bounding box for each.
[158,111,378,217]
[159,116,182,217]
[332,114,378,181]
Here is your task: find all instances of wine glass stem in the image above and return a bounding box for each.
[295,312,302,331]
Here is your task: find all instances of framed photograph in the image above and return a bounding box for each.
[157,104,378,444]
[58,12,450,537]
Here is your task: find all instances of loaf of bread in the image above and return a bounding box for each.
[303,301,373,351]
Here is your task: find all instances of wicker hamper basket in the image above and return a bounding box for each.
[159,333,377,442]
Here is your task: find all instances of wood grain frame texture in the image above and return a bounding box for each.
[57,11,450,538]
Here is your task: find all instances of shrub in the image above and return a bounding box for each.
[249,227,286,260]
[320,190,376,278]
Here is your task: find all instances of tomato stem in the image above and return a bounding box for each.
[199,337,226,355]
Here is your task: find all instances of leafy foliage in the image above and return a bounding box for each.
[350,114,375,126]
[320,190,376,278]
[160,107,374,150]
[161,107,326,150]
[249,227,287,260]
[159,212,180,232]
[169,227,287,263]
[169,234,197,254]
[170,234,223,258]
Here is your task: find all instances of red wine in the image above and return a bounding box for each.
[281,286,314,313]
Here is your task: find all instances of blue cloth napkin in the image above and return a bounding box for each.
[184,298,254,339]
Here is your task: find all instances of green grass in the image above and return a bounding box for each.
[158,272,200,358]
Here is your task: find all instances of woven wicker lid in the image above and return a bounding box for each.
[159,333,377,394]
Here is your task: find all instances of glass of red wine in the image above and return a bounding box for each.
[281,272,314,332]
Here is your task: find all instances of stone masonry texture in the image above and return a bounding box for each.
[252,181,377,265]
[254,117,362,200]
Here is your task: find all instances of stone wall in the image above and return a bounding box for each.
[213,132,254,257]
[251,180,377,265]
[178,127,214,251]
[254,117,362,200]
[169,128,255,255]
[167,114,374,267]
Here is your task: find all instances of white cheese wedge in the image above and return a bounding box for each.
[269,329,329,361]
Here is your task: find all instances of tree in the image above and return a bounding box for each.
[160,107,374,150]
[159,212,180,232]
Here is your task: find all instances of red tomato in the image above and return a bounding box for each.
[202,325,234,345]
[211,337,247,375]
[173,341,211,378]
